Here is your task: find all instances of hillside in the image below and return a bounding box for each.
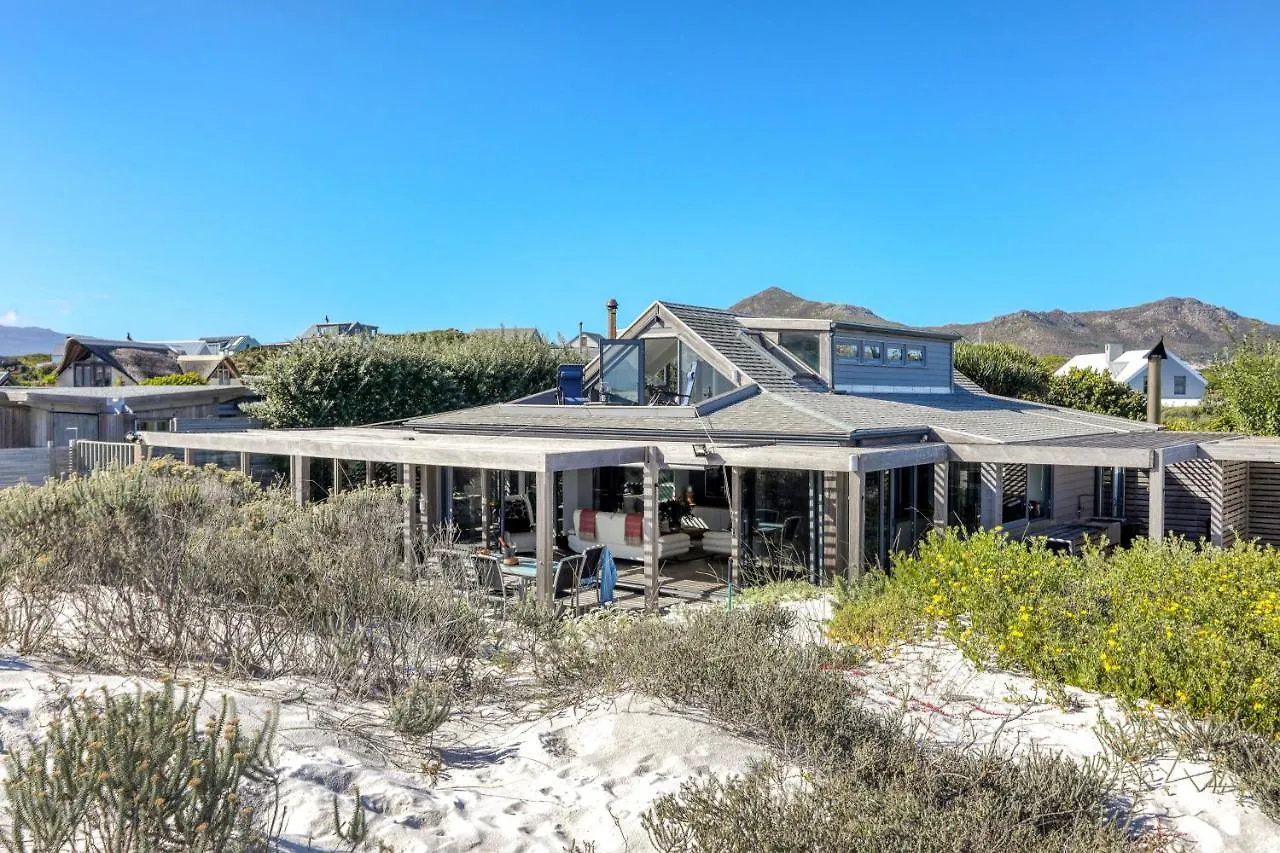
[0,324,68,358]
[729,288,1277,361]
[729,287,900,326]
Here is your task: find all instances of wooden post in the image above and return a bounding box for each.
[183,447,194,466]
[239,451,251,476]
[290,456,311,505]
[403,464,420,569]
[1148,452,1166,542]
[418,465,437,539]
[643,449,661,610]
[847,465,865,579]
[47,440,58,480]
[932,461,949,532]
[821,472,839,583]
[479,468,491,549]
[331,459,344,495]
[980,463,1004,530]
[729,466,744,584]
[535,469,555,607]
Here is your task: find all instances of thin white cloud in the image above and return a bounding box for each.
[0,310,19,326]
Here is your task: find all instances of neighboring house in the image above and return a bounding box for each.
[298,321,379,340]
[53,337,243,388]
[177,355,241,385]
[0,384,254,449]
[1056,342,1207,408]
[473,327,546,343]
[201,335,261,353]
[556,331,603,358]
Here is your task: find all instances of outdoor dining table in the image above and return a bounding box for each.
[499,556,548,600]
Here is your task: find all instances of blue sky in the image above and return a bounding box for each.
[1,2,1277,342]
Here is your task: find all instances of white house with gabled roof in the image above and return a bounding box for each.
[1056,342,1207,408]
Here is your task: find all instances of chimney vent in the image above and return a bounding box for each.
[1104,342,1124,363]
[606,298,619,339]
[1146,337,1168,424]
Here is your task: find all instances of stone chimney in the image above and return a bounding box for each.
[606,298,619,339]
[1104,342,1124,363]
[1146,338,1168,424]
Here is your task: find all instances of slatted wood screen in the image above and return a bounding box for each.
[1213,461,1250,547]
[0,406,31,449]
[1247,462,1280,546]
[1125,458,1215,540]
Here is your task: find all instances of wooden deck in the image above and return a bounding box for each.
[614,551,733,603]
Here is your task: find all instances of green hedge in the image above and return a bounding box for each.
[247,333,573,428]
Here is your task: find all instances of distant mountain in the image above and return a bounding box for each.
[0,325,68,358]
[729,287,900,326]
[933,298,1280,362]
[728,288,1277,362]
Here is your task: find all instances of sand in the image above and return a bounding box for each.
[0,599,1275,851]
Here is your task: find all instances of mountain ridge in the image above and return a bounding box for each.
[728,288,1278,361]
[0,325,69,358]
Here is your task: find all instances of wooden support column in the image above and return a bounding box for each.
[183,447,194,466]
[239,451,251,477]
[821,472,840,583]
[535,470,555,607]
[980,463,1004,530]
[1148,452,1166,542]
[331,459,344,495]
[479,468,491,549]
[933,461,949,532]
[290,455,310,506]
[729,467,744,586]
[402,464,420,569]
[847,465,865,579]
[642,449,661,610]
[418,465,438,538]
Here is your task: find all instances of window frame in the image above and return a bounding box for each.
[1173,375,1187,396]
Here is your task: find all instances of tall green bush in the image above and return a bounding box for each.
[140,372,208,386]
[1205,334,1280,436]
[953,342,1051,399]
[247,333,571,428]
[1046,367,1147,421]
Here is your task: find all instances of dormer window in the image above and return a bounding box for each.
[778,331,821,372]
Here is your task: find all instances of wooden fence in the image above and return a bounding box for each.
[71,440,137,476]
[0,445,57,489]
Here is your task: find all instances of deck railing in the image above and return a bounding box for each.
[71,440,137,476]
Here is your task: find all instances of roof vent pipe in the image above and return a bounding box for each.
[606,298,619,339]
[1146,337,1168,425]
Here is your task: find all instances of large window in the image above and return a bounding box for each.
[1002,464,1053,524]
[73,362,110,387]
[638,337,732,404]
[778,331,821,372]
[599,339,645,405]
[833,338,926,368]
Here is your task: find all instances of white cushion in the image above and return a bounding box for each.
[569,509,690,562]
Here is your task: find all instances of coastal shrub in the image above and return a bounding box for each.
[140,372,208,386]
[387,678,453,737]
[547,607,1148,852]
[0,464,489,699]
[1,681,275,852]
[740,579,825,606]
[1046,367,1147,420]
[953,342,1051,399]
[1205,333,1280,435]
[247,332,572,428]
[828,529,1280,733]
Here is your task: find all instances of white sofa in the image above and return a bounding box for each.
[568,509,691,562]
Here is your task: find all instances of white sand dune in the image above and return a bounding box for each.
[0,601,1276,851]
[0,652,764,852]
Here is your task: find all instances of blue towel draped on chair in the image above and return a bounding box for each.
[599,546,618,604]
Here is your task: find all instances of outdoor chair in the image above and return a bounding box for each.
[440,548,478,593]
[552,545,605,615]
[472,553,522,617]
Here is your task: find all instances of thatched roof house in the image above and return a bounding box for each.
[54,337,239,387]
